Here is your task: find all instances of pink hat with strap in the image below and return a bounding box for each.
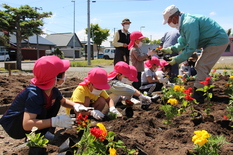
[128,65,138,82]
[30,56,70,89]
[144,56,161,68]
[128,31,146,50]
[157,60,170,71]
[79,68,110,89]
[108,61,131,80]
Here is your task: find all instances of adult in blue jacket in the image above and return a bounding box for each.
[161,5,229,103]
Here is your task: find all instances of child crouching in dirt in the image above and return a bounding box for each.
[140,56,163,96]
[69,68,122,120]
[156,60,173,87]
[107,61,151,106]
[0,56,90,139]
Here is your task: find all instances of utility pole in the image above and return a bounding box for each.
[34,7,42,60]
[71,1,75,60]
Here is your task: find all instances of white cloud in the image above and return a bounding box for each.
[209,12,216,16]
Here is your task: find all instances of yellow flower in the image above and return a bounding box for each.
[174,85,181,91]
[97,123,107,133]
[167,98,178,105]
[230,76,233,79]
[192,130,210,147]
[177,75,182,78]
[109,147,117,155]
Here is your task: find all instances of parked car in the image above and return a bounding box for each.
[0,51,10,61]
[103,48,115,59]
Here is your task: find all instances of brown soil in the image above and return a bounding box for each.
[1,73,233,155]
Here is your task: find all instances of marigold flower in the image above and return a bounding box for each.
[177,75,182,78]
[230,76,233,79]
[97,123,107,133]
[167,98,178,105]
[192,130,210,147]
[174,85,181,91]
[109,147,117,155]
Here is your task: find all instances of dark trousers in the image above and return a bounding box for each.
[132,72,141,91]
[5,101,61,139]
[114,48,129,65]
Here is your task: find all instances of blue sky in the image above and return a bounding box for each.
[0,0,232,47]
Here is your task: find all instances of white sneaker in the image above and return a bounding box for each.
[130,98,140,105]
[110,108,122,117]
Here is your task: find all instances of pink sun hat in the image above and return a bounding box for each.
[30,56,70,89]
[108,61,131,80]
[157,60,170,71]
[144,56,161,68]
[128,65,138,82]
[128,31,146,50]
[79,68,110,90]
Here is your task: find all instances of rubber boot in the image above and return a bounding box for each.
[192,87,205,104]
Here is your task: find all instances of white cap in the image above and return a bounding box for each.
[162,5,179,25]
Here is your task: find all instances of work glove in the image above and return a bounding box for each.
[109,107,122,117]
[169,57,176,65]
[159,77,169,83]
[139,94,152,105]
[160,47,173,55]
[90,110,104,120]
[147,49,156,56]
[51,115,74,128]
[73,104,94,112]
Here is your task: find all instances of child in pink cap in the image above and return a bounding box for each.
[129,31,157,90]
[0,56,89,139]
[107,61,151,106]
[156,60,173,87]
[70,68,122,120]
[140,56,163,96]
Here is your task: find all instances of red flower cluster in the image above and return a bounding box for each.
[183,88,194,101]
[200,77,211,86]
[223,115,229,119]
[76,113,89,128]
[90,127,107,141]
[156,46,162,50]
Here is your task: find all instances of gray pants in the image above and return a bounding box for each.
[194,43,228,88]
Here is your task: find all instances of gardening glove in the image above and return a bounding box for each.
[109,107,122,117]
[73,104,94,112]
[169,57,176,65]
[160,47,173,55]
[139,94,152,105]
[51,115,75,128]
[90,110,104,120]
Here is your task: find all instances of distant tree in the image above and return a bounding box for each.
[54,47,64,59]
[142,37,150,44]
[85,24,110,58]
[0,4,52,70]
[150,39,161,45]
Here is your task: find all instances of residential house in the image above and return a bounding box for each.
[45,33,83,58]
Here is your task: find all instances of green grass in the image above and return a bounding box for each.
[213,63,233,69]
[70,59,114,67]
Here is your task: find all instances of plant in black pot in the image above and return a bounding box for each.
[26,126,49,155]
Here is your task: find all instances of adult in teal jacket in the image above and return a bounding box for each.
[161,5,229,103]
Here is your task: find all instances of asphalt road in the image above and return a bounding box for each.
[0,56,232,73]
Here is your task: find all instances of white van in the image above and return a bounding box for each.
[103,48,115,59]
[0,51,10,61]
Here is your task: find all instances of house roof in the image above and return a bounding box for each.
[10,34,56,46]
[45,33,82,47]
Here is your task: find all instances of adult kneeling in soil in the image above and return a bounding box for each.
[0,56,90,139]
[160,5,229,103]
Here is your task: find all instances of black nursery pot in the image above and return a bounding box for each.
[122,107,134,118]
[29,147,47,155]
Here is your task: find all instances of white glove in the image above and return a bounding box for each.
[90,110,104,120]
[159,77,169,83]
[73,104,93,112]
[139,94,152,104]
[51,115,74,128]
[147,49,156,56]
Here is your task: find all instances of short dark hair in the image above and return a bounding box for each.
[57,72,65,79]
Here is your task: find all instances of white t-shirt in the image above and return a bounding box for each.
[141,68,156,85]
